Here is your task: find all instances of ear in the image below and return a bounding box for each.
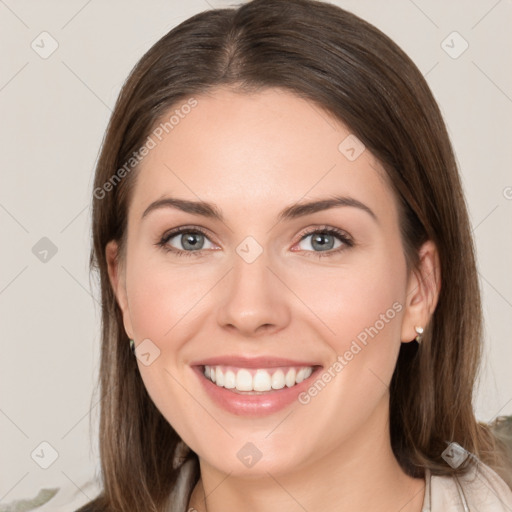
[105,240,134,339]
[400,240,441,343]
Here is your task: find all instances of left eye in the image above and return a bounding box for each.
[294,228,353,256]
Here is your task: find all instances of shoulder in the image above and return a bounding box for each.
[423,460,512,511]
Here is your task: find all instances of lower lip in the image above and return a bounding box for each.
[192,365,322,416]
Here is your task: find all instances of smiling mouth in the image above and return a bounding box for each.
[200,364,322,393]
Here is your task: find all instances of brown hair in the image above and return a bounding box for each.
[82,0,512,509]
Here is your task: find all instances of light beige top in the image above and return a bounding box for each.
[421,463,512,511]
[168,446,512,512]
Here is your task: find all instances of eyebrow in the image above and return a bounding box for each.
[141,194,377,223]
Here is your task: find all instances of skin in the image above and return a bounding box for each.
[106,86,440,512]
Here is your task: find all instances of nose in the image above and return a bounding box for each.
[216,245,291,338]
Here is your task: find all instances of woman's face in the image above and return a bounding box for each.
[107,86,433,477]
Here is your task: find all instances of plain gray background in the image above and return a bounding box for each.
[1,0,511,506]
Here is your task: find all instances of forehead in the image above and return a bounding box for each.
[128,86,397,225]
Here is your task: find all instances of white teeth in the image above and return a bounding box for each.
[203,365,315,392]
[253,369,272,391]
[296,368,307,383]
[215,367,224,387]
[236,369,253,391]
[271,369,285,390]
[224,370,236,389]
[285,368,296,387]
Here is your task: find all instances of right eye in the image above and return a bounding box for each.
[157,226,217,257]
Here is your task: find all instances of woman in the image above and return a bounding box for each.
[79,0,512,510]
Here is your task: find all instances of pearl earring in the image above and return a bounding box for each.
[414,326,424,344]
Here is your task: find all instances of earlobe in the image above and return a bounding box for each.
[400,240,441,343]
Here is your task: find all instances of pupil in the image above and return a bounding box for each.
[183,233,203,250]
[313,234,333,251]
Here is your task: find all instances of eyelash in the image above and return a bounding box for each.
[156,225,354,259]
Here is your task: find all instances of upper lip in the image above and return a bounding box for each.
[191,355,322,369]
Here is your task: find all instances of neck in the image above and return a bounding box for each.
[188,398,425,512]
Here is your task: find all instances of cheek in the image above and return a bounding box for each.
[294,247,406,405]
[332,272,403,352]
[123,247,233,418]
[125,252,209,341]
[291,249,406,354]
[124,254,203,430]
